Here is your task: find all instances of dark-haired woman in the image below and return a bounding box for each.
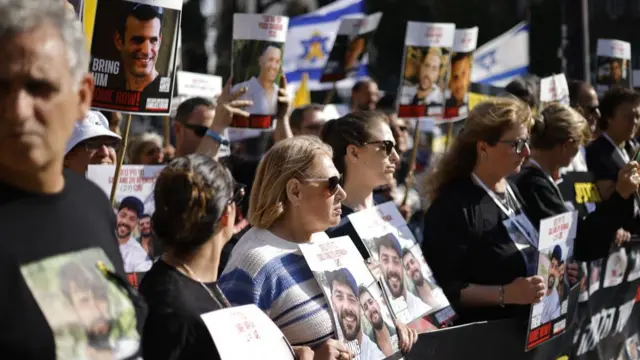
[422,97,545,325]
[139,154,312,360]
[322,111,401,258]
[514,103,639,263]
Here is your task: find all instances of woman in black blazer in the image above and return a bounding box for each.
[514,102,639,262]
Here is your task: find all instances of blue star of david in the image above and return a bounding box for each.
[475,50,497,71]
[299,33,330,64]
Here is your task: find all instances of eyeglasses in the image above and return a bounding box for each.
[83,139,120,151]
[364,140,395,156]
[498,138,530,154]
[398,126,408,132]
[180,122,209,138]
[230,183,246,205]
[303,175,341,195]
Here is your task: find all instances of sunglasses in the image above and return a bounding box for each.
[230,183,246,205]
[84,139,120,151]
[303,175,341,195]
[364,140,395,156]
[181,122,209,138]
[498,138,530,154]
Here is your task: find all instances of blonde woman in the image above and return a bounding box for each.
[127,132,164,165]
[218,136,417,359]
[515,102,639,261]
[422,97,545,325]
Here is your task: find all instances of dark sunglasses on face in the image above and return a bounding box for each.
[498,138,530,154]
[181,122,208,138]
[303,175,341,195]
[364,140,395,156]
[84,140,120,151]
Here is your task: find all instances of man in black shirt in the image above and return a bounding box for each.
[0,1,142,358]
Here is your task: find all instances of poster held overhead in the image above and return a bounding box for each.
[444,27,478,120]
[539,74,570,108]
[526,211,578,351]
[595,39,631,96]
[397,22,456,119]
[319,12,382,83]
[88,0,182,115]
[231,14,289,129]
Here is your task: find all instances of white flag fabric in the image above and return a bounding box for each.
[282,0,365,91]
[471,22,529,87]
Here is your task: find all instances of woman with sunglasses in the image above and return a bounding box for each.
[515,103,639,261]
[321,111,401,258]
[422,97,545,326]
[219,136,417,359]
[139,154,313,360]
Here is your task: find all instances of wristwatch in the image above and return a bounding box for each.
[205,129,230,146]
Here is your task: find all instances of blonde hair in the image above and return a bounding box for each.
[532,102,591,149]
[127,132,163,164]
[249,136,333,228]
[424,97,533,202]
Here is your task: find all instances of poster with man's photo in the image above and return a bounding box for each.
[201,304,296,360]
[539,73,570,108]
[20,248,140,359]
[87,0,182,115]
[348,202,455,331]
[319,12,382,83]
[526,211,578,351]
[627,249,640,283]
[87,165,164,286]
[603,248,629,288]
[595,39,632,96]
[397,22,456,119]
[231,14,289,129]
[299,235,402,360]
[444,27,478,120]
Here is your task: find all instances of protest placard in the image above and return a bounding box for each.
[348,202,455,331]
[300,234,402,360]
[88,0,182,115]
[231,14,289,129]
[595,39,631,96]
[444,27,478,120]
[87,164,164,281]
[526,211,578,351]
[397,22,455,119]
[319,12,382,83]
[201,304,295,360]
[539,74,570,108]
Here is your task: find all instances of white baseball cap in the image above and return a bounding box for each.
[65,111,122,154]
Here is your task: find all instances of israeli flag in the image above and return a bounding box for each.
[472,22,529,87]
[283,0,365,90]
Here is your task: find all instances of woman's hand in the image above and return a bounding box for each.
[615,228,631,246]
[293,346,314,360]
[210,77,253,132]
[394,320,419,353]
[615,161,640,199]
[504,276,546,305]
[313,339,352,360]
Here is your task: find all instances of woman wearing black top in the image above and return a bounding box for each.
[139,155,313,360]
[514,102,639,262]
[422,97,545,325]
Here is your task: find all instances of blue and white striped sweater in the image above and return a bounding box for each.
[219,227,335,347]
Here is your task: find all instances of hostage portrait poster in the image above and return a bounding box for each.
[88,0,182,115]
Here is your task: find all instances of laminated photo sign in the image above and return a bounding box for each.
[201,304,295,360]
[444,27,478,120]
[319,12,382,83]
[299,235,402,360]
[526,211,578,351]
[539,74,570,108]
[87,165,165,283]
[231,14,289,129]
[348,202,455,331]
[595,39,631,96]
[397,22,456,119]
[88,0,182,115]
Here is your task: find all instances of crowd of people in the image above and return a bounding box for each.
[3,0,640,359]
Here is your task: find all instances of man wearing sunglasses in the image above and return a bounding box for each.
[64,111,122,175]
[174,97,215,157]
[569,80,601,137]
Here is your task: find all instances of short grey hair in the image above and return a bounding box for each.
[0,0,89,82]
